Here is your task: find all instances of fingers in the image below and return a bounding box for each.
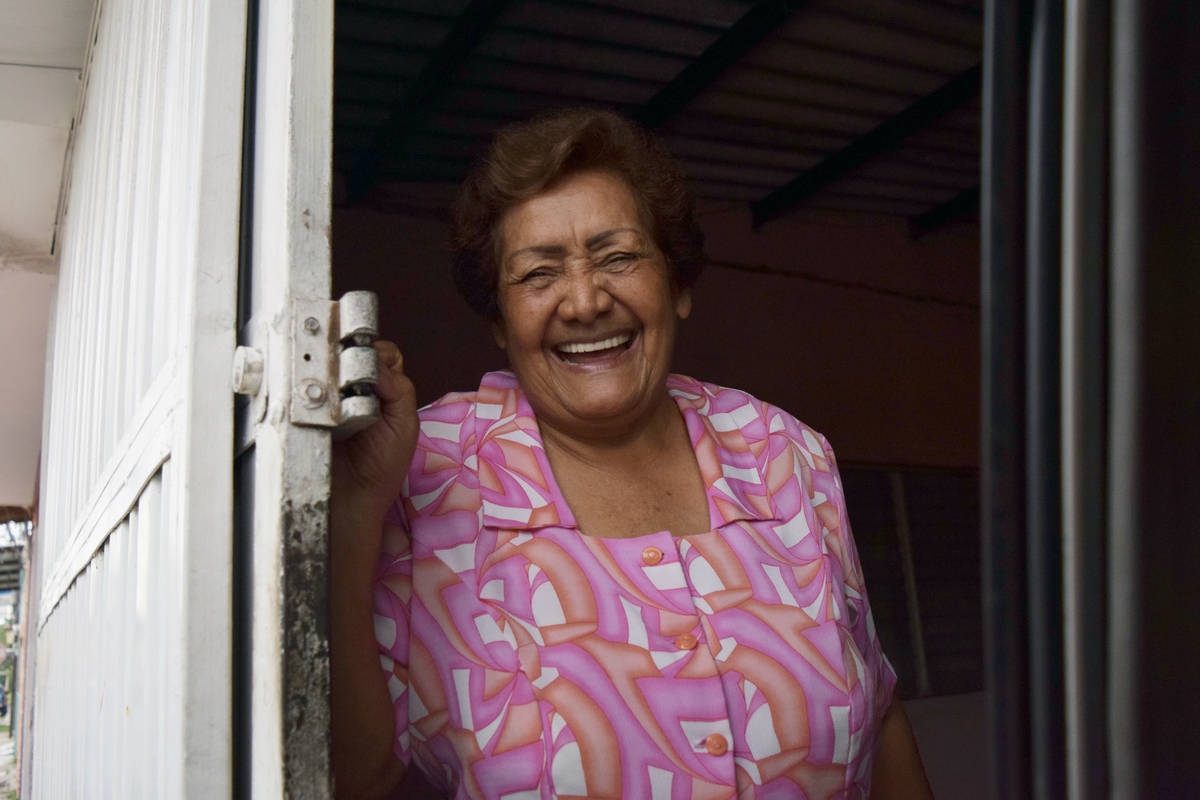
[374,339,401,369]
[372,340,412,406]
[333,339,419,509]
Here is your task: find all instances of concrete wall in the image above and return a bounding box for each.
[0,267,55,507]
[333,201,980,469]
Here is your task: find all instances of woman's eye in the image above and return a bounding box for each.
[602,253,636,268]
[521,268,552,283]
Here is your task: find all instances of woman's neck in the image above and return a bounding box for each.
[536,387,711,539]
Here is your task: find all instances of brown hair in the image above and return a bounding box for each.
[451,108,706,317]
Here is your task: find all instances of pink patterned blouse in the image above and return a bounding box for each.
[374,371,896,799]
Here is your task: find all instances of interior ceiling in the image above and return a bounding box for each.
[333,0,982,229]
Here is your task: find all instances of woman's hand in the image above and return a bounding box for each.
[332,340,419,523]
[330,341,417,800]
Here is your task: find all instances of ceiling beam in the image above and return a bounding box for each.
[910,185,980,236]
[345,0,512,203]
[752,63,982,227]
[633,0,811,128]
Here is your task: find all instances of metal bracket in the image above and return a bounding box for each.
[233,292,381,442]
[288,291,381,439]
[289,298,337,428]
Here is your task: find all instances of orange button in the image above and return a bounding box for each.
[675,633,698,651]
[642,546,663,566]
[704,733,728,756]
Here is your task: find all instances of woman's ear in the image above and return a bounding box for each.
[491,317,508,350]
[675,288,692,320]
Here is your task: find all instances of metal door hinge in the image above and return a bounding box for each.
[289,291,381,439]
[232,291,382,439]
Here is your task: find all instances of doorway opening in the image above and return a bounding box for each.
[329,1,985,795]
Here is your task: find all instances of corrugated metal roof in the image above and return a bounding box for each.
[334,0,982,225]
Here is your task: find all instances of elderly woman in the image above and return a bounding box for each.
[331,109,931,799]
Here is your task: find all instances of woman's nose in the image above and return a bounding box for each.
[558,270,613,323]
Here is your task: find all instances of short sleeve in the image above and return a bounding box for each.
[821,435,898,725]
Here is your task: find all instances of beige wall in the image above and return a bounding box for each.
[1,0,92,509]
[0,267,55,507]
[332,202,979,469]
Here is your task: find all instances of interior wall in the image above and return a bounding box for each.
[332,201,979,469]
[904,691,988,798]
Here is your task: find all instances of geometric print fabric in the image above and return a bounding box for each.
[374,371,896,799]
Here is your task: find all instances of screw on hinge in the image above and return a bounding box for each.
[300,379,327,408]
[303,316,321,335]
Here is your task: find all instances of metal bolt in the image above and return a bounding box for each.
[231,346,264,395]
[303,316,321,335]
[298,380,328,409]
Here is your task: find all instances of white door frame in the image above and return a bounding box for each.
[241,0,336,793]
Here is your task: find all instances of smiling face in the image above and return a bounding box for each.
[493,170,692,440]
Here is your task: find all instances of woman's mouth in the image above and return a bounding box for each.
[553,333,634,365]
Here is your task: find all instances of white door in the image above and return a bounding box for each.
[29,0,248,795]
[237,0,347,795]
[29,0,350,791]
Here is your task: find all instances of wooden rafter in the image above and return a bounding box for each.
[753,64,982,227]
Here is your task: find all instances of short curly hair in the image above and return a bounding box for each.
[451,108,706,317]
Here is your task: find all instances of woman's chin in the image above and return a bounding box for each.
[542,374,665,430]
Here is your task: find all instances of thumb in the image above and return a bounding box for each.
[372,341,415,411]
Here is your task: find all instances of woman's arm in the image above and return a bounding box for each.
[869,699,934,800]
[330,342,418,800]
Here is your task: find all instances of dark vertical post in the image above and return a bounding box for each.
[1061,0,1109,795]
[233,0,261,794]
[1025,0,1064,796]
[982,0,1033,795]
[1108,0,1200,795]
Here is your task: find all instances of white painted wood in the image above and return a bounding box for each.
[245,0,335,792]
[37,360,175,626]
[33,470,186,798]
[28,0,248,793]
[173,0,248,788]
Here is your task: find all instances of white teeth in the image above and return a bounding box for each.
[556,333,632,354]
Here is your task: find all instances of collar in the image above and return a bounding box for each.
[473,371,775,531]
